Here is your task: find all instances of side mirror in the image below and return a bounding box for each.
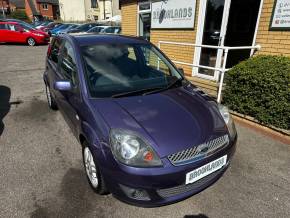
[54,80,72,91]
[178,68,185,76]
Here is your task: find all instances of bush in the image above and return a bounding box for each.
[8,10,28,21]
[223,55,290,130]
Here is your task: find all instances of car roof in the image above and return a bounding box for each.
[65,33,149,46]
[0,21,18,24]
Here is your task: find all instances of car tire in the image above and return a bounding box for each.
[45,84,58,110]
[27,37,36,46]
[82,141,109,195]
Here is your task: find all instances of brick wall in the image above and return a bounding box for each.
[121,0,199,76]
[37,3,54,19]
[25,0,33,20]
[120,0,218,95]
[121,0,137,36]
[256,0,290,56]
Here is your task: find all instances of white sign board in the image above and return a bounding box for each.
[270,0,290,30]
[151,0,196,29]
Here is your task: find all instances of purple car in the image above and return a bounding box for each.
[43,34,237,207]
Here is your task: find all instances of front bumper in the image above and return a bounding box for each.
[96,136,237,207]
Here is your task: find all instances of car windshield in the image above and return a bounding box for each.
[20,23,36,31]
[58,24,69,29]
[81,43,183,98]
[68,25,78,29]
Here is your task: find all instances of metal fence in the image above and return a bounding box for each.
[158,41,261,103]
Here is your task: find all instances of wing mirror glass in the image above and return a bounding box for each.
[54,80,72,91]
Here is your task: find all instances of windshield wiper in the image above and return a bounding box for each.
[142,78,183,96]
[111,78,184,98]
[111,87,164,98]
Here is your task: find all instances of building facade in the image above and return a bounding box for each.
[120,0,290,95]
[1,1,15,14]
[59,0,120,22]
[25,0,59,20]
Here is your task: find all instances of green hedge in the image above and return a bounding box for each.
[223,55,290,130]
[8,10,28,21]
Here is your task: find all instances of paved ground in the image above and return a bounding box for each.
[0,45,290,218]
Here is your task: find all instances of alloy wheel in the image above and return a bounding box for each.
[27,38,36,46]
[84,147,99,188]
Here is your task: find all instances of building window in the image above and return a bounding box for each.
[91,0,98,8]
[42,4,48,10]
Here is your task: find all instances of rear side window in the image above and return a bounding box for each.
[49,38,62,64]
[7,24,22,31]
[60,41,78,86]
[0,24,6,30]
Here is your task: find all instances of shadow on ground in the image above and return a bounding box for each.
[0,85,11,136]
[184,215,209,218]
[30,168,105,218]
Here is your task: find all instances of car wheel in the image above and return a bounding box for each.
[45,84,58,110]
[82,141,108,195]
[27,37,36,46]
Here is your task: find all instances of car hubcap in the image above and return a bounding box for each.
[84,147,98,188]
[28,38,35,46]
[46,85,52,107]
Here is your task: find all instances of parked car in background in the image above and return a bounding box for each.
[40,22,62,32]
[101,26,121,34]
[0,21,50,46]
[35,21,52,30]
[87,26,121,34]
[50,24,78,36]
[87,26,108,33]
[49,23,66,36]
[32,20,45,27]
[67,23,99,33]
[43,34,237,207]
[58,24,80,35]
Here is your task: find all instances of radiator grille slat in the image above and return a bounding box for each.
[168,135,229,166]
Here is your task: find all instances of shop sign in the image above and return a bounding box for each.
[151,0,196,29]
[270,0,290,30]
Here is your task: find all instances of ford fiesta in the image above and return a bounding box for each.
[43,34,237,207]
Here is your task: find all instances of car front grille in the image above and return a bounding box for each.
[168,135,229,166]
[157,168,223,198]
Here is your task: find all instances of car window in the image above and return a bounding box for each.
[141,46,171,75]
[7,24,21,31]
[0,24,6,29]
[81,44,182,98]
[128,47,137,61]
[49,38,62,64]
[60,41,78,86]
[104,27,120,34]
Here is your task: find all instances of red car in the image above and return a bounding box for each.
[0,22,50,46]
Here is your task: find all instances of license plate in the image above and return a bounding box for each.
[185,155,227,185]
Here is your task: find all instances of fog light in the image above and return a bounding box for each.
[119,184,150,201]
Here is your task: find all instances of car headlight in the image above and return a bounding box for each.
[218,104,237,139]
[33,33,44,37]
[110,129,163,167]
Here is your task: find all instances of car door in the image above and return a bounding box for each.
[55,40,82,136]
[46,37,63,98]
[0,23,8,42]
[6,24,26,43]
